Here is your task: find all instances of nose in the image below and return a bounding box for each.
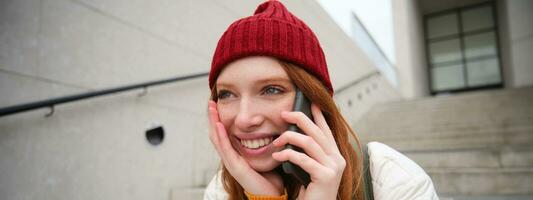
[234,97,265,131]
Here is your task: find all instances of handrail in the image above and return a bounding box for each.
[334,70,380,95]
[1,69,380,118]
[0,72,208,117]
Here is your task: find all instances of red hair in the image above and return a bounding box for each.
[210,60,364,200]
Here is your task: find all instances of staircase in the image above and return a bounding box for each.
[354,87,533,199]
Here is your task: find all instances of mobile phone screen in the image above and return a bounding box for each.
[281,88,312,186]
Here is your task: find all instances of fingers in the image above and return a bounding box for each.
[310,103,335,144]
[208,101,240,162]
[281,110,327,149]
[272,148,327,178]
[207,100,219,121]
[208,101,237,161]
[215,122,240,161]
[207,101,284,195]
[281,104,338,154]
[209,102,247,171]
[207,101,221,151]
[273,131,332,167]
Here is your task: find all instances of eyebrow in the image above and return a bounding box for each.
[216,77,292,88]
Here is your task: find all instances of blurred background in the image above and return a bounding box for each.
[0,0,532,199]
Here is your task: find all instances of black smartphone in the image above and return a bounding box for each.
[281,88,312,187]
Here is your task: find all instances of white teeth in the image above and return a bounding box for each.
[241,137,273,149]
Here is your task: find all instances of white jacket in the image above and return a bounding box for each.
[203,142,439,200]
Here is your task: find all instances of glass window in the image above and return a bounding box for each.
[464,31,497,59]
[427,13,459,39]
[467,58,501,87]
[432,65,465,91]
[429,39,462,63]
[424,2,502,94]
[461,5,494,32]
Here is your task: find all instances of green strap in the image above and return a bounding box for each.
[362,144,374,200]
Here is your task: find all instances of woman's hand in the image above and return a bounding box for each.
[207,100,284,196]
[272,103,346,200]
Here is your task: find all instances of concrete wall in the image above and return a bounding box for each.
[403,0,533,97]
[0,0,400,199]
[418,0,491,15]
[502,0,533,88]
[392,0,430,99]
[334,74,401,125]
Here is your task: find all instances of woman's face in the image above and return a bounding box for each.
[215,56,295,172]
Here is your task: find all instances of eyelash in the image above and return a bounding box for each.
[216,85,284,100]
[217,90,233,100]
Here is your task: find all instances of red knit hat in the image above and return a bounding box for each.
[209,0,333,94]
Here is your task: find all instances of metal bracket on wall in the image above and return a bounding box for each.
[138,86,148,97]
[0,72,208,118]
[45,105,55,117]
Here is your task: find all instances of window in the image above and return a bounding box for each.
[424,2,502,94]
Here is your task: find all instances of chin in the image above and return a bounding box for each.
[248,157,281,172]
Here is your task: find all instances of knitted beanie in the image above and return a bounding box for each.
[209,0,333,94]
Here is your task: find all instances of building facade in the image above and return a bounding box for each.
[0,0,531,199]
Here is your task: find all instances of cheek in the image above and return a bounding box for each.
[268,99,294,126]
[217,105,235,129]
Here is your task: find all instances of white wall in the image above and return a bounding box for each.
[0,0,400,199]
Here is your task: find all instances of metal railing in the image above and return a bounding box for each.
[0,69,381,118]
[0,72,208,117]
[334,70,380,94]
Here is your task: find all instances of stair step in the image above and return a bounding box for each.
[361,129,533,151]
[355,87,533,197]
[440,195,533,200]
[170,187,205,200]
[428,167,533,195]
[355,88,533,151]
[403,147,533,169]
[357,119,533,138]
[367,87,533,115]
[360,88,533,127]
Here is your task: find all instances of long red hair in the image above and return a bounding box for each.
[210,60,364,200]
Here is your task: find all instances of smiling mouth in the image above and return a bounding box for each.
[239,136,276,149]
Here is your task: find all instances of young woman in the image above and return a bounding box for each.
[204,1,438,200]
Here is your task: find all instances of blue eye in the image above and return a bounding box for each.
[263,86,283,95]
[217,90,233,100]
